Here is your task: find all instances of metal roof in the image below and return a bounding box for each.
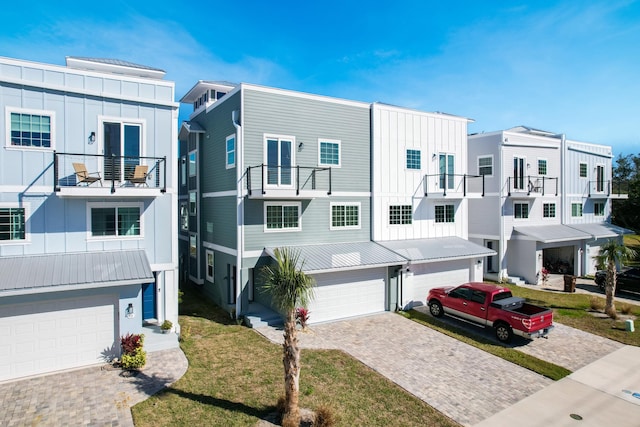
[377,236,496,263]
[66,56,165,72]
[0,250,154,297]
[179,121,205,140]
[567,223,634,239]
[513,225,591,243]
[265,242,407,274]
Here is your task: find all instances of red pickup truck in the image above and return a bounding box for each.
[427,282,554,343]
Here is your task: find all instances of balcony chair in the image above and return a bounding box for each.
[72,163,102,186]
[129,165,149,187]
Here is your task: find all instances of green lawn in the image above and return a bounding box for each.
[131,286,459,427]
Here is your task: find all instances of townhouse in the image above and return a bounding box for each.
[467,126,628,285]
[0,56,179,382]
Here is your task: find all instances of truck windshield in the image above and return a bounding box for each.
[493,291,513,301]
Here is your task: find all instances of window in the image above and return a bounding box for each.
[265,203,301,231]
[478,156,493,176]
[513,156,526,190]
[538,159,547,175]
[594,202,605,216]
[435,204,455,223]
[205,250,214,282]
[514,202,529,219]
[439,153,455,189]
[543,203,556,218]
[470,290,487,304]
[579,163,588,178]
[180,202,189,231]
[389,205,412,225]
[189,151,196,176]
[7,109,54,149]
[266,135,294,187]
[90,205,141,237]
[319,139,341,166]
[190,234,197,258]
[406,149,421,170]
[226,135,236,168]
[101,118,143,181]
[0,207,25,241]
[331,203,360,229]
[189,192,197,215]
[572,203,583,217]
[181,156,186,186]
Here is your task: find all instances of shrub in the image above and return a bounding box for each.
[590,297,605,311]
[179,324,191,342]
[161,320,173,330]
[315,405,337,427]
[121,333,144,354]
[620,303,632,315]
[295,307,310,329]
[120,333,146,370]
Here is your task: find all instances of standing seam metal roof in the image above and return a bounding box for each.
[376,236,496,263]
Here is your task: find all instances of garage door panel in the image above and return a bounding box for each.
[0,294,117,381]
[409,260,470,306]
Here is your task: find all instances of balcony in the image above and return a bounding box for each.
[423,174,485,198]
[246,164,332,199]
[507,175,558,197]
[587,180,629,199]
[54,152,166,198]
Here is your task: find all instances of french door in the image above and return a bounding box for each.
[266,137,294,187]
[439,153,455,189]
[103,122,141,181]
[513,156,526,190]
[596,165,605,193]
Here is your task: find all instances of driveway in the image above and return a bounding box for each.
[257,313,553,426]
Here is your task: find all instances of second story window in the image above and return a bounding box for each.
[189,152,196,176]
[89,204,141,238]
[594,202,605,216]
[189,192,197,215]
[406,149,421,170]
[8,109,54,149]
[319,139,341,166]
[0,207,26,241]
[538,159,547,175]
[514,202,529,219]
[389,205,412,225]
[226,135,236,169]
[543,203,556,218]
[572,203,583,217]
[435,204,455,223]
[579,162,588,178]
[181,156,187,186]
[478,156,493,176]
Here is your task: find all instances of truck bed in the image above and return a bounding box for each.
[490,297,550,317]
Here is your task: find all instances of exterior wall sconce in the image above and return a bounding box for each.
[125,303,135,318]
[88,131,96,144]
[298,142,304,151]
[432,153,437,160]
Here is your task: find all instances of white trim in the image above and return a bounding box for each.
[318,138,341,168]
[188,150,197,177]
[243,249,266,258]
[0,185,53,193]
[150,262,177,271]
[5,107,56,151]
[203,241,237,256]
[264,201,302,232]
[189,191,197,215]
[97,116,146,183]
[513,201,530,220]
[86,201,144,241]
[542,202,557,219]
[579,162,588,178]
[241,83,370,109]
[537,157,548,176]
[388,203,413,226]
[189,233,198,258]
[593,201,606,217]
[0,202,30,244]
[477,154,493,177]
[329,202,361,230]
[205,249,214,282]
[571,202,584,217]
[263,134,296,189]
[226,134,236,169]
[202,190,238,198]
[405,148,422,171]
[434,203,456,224]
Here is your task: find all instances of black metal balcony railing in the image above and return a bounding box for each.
[54,151,166,193]
[246,164,332,196]
[423,173,485,197]
[587,180,629,197]
[507,175,558,196]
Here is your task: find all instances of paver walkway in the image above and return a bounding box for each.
[0,347,188,427]
[256,312,553,426]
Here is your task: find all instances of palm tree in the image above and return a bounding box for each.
[594,239,636,318]
[262,247,315,426]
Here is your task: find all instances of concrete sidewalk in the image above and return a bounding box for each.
[475,345,640,427]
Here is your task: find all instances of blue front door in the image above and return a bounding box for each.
[142,283,156,320]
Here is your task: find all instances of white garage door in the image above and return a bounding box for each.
[408,260,470,307]
[307,268,386,324]
[0,294,117,381]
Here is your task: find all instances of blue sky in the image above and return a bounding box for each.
[2,0,639,155]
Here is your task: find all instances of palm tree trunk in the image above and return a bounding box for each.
[282,311,300,425]
[605,260,617,318]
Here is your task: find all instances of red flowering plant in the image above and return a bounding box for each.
[541,268,549,287]
[295,307,310,330]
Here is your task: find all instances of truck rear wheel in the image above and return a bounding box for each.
[429,300,444,318]
[495,323,513,343]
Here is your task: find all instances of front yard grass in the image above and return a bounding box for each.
[401,310,571,381]
[509,286,640,347]
[131,286,459,427]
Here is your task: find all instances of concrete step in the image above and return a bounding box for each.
[507,276,526,286]
[244,304,284,329]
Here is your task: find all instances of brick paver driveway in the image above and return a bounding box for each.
[257,313,553,426]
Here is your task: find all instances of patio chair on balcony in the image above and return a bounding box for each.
[72,163,102,186]
[129,165,149,187]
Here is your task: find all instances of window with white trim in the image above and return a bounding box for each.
[514,202,529,219]
[189,191,197,215]
[538,159,547,175]
[89,203,142,238]
[579,162,588,178]
[0,207,26,241]
[205,250,214,282]
[180,202,189,231]
[189,151,196,176]
[572,203,583,217]
[406,149,421,170]
[330,203,360,229]
[478,155,493,176]
[7,108,54,149]
[226,134,236,169]
[594,202,605,217]
[543,203,556,218]
[100,117,144,182]
[389,205,412,225]
[319,139,341,166]
[265,202,301,231]
[435,204,455,223]
[190,234,197,258]
[181,156,186,186]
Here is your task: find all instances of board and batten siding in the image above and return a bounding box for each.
[371,103,469,241]
[564,140,613,198]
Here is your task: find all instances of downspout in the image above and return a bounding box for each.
[499,133,505,282]
[232,108,243,318]
[560,133,567,224]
